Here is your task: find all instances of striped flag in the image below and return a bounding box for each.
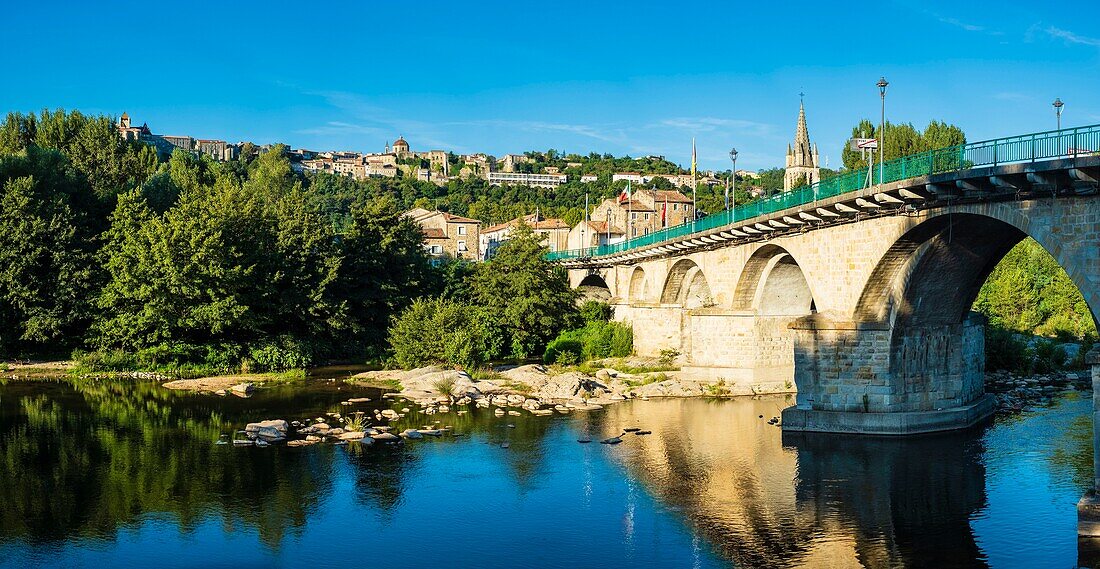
[618,180,632,203]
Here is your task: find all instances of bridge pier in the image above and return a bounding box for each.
[780,313,996,435]
[1077,347,1100,538]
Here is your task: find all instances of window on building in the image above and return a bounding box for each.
[458,226,467,235]
[632,212,637,219]
[457,240,467,252]
[431,245,443,255]
[644,213,650,221]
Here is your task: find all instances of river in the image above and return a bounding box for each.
[0,376,1092,568]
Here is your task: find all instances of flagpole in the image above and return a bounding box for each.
[691,138,697,231]
[584,192,589,252]
[627,180,632,245]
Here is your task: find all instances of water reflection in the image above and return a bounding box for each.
[0,379,1091,567]
[596,396,993,568]
[0,377,360,547]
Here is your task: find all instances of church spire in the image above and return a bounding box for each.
[792,98,813,167]
[783,95,821,192]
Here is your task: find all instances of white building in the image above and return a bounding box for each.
[487,171,568,188]
[612,172,646,184]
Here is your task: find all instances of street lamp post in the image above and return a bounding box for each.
[877,77,889,187]
[1053,97,1064,130]
[728,148,738,218]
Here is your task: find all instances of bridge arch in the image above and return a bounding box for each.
[576,273,612,303]
[732,244,817,316]
[854,209,1098,328]
[628,266,648,302]
[660,259,714,308]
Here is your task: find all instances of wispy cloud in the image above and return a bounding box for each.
[938,16,985,32]
[291,87,786,167]
[656,117,776,137]
[296,90,463,151]
[993,92,1031,103]
[1043,25,1100,47]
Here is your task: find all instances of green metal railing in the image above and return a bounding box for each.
[547,123,1100,262]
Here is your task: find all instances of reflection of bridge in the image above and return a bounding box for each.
[557,125,1100,436]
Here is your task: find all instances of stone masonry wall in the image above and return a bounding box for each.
[791,317,985,413]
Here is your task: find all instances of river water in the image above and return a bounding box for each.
[0,376,1092,568]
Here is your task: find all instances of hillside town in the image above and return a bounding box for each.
[114,103,824,262]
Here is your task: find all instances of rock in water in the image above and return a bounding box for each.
[245,420,288,443]
[623,427,641,432]
[230,383,254,395]
[371,432,401,442]
[634,430,652,436]
[577,438,592,444]
[501,442,510,449]
[601,436,623,445]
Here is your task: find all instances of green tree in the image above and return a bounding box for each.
[841,119,966,172]
[0,175,97,354]
[467,224,578,358]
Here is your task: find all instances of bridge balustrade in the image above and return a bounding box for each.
[544,123,1100,262]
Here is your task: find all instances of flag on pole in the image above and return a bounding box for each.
[618,180,632,203]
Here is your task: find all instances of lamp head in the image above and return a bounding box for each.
[729,148,738,162]
[877,76,889,96]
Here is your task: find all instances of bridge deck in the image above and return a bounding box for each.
[551,124,1100,268]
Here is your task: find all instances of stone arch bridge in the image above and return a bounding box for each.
[562,147,1100,436]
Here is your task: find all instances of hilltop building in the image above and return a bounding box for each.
[392,136,410,158]
[784,100,820,192]
[487,171,567,188]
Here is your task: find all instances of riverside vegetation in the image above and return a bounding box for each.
[0,109,1092,382]
[0,109,601,376]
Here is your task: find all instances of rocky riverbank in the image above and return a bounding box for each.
[985,369,1091,412]
[351,363,710,408]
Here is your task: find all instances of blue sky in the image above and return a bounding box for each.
[2,0,1098,170]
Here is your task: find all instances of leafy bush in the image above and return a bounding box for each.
[985,326,1029,372]
[544,321,633,363]
[249,337,311,372]
[1031,338,1067,374]
[658,348,681,367]
[388,298,501,369]
[579,301,612,324]
[544,338,583,364]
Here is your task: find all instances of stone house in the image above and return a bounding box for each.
[404,208,481,261]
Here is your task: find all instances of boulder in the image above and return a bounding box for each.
[339,431,367,440]
[231,383,255,395]
[245,420,288,434]
[401,429,424,439]
[371,432,401,442]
